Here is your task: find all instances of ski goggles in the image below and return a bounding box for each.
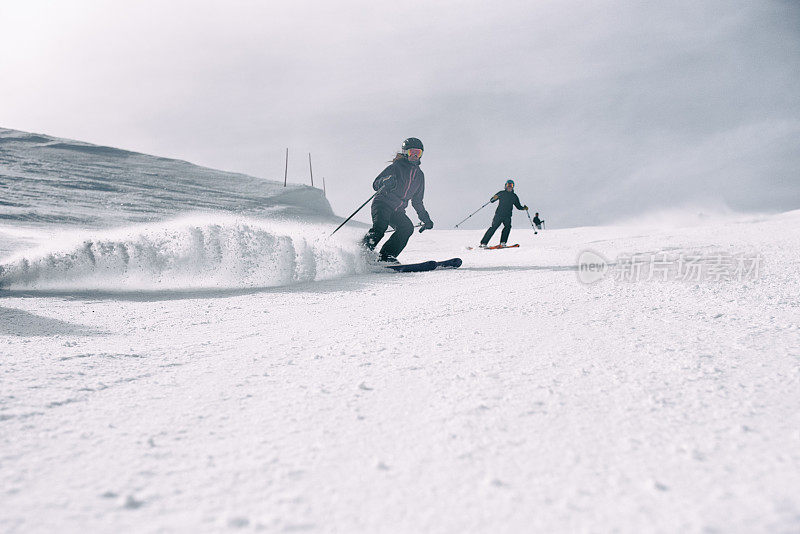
[405,148,423,159]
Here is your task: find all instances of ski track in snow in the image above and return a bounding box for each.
[1,212,799,533]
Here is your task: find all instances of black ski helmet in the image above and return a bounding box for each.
[402,137,424,151]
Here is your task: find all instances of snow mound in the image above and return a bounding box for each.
[0,215,369,291]
[0,127,333,228]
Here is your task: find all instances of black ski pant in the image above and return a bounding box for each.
[362,201,414,259]
[481,214,512,245]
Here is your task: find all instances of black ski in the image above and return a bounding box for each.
[384,260,438,273]
[435,258,462,269]
[383,258,462,273]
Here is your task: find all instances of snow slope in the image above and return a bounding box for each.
[0,127,331,228]
[2,211,799,533]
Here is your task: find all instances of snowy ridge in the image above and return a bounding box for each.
[0,127,332,228]
[0,215,369,290]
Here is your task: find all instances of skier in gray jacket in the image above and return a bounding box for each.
[362,137,434,262]
[479,179,528,247]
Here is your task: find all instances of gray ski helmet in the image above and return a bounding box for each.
[402,137,424,151]
[505,179,515,187]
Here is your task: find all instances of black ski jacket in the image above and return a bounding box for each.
[372,158,431,223]
[490,190,524,218]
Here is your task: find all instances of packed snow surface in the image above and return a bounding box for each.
[2,211,799,533]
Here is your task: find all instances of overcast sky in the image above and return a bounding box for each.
[1,0,799,228]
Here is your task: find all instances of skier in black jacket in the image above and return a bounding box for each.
[479,179,528,247]
[362,137,434,262]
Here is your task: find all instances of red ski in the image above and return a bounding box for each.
[467,244,520,250]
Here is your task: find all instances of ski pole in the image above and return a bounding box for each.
[454,200,492,228]
[524,207,538,235]
[386,222,423,234]
[330,188,381,237]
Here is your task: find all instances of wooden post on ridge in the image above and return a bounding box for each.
[323,176,326,197]
[308,153,314,188]
[284,148,288,187]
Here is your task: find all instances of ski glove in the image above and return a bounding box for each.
[419,219,434,233]
[522,205,529,210]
